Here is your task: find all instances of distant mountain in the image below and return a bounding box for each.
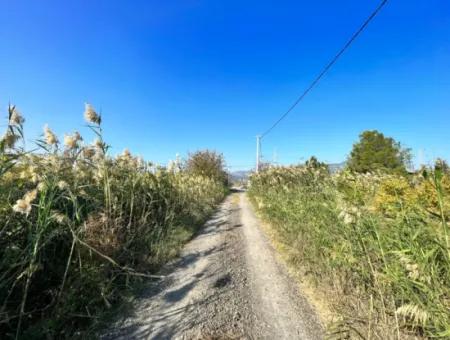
[229,170,251,181]
[328,162,346,173]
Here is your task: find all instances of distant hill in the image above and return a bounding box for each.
[328,162,346,173]
[229,170,251,181]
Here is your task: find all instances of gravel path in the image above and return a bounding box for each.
[103,192,323,339]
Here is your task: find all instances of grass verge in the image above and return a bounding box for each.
[248,164,450,339]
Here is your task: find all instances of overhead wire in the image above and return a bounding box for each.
[260,0,388,138]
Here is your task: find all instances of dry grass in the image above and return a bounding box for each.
[0,104,227,338]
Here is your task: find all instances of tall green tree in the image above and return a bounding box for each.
[347,130,411,174]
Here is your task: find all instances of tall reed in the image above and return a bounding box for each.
[248,164,450,338]
[0,104,227,338]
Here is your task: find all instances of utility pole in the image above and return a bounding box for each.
[256,135,261,173]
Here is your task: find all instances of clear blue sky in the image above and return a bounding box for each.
[1,0,449,170]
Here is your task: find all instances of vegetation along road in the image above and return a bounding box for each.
[104,191,323,339]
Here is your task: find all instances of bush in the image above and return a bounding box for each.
[185,150,228,185]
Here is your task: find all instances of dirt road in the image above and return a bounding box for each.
[104,192,323,339]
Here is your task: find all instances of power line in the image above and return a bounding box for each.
[260,0,388,138]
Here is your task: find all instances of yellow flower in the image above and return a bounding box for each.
[43,124,58,145]
[84,103,101,125]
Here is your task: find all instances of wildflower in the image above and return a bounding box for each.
[43,124,58,145]
[84,103,101,125]
[10,107,25,125]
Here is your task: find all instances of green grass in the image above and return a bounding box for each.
[248,165,450,339]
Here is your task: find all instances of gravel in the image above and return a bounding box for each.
[102,192,323,340]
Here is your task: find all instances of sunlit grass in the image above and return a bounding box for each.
[248,163,450,338]
[0,104,227,338]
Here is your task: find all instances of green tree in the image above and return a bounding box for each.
[185,150,228,184]
[347,130,411,174]
[305,156,328,170]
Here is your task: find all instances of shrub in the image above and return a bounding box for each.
[185,150,228,185]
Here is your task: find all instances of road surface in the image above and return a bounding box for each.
[104,191,323,339]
